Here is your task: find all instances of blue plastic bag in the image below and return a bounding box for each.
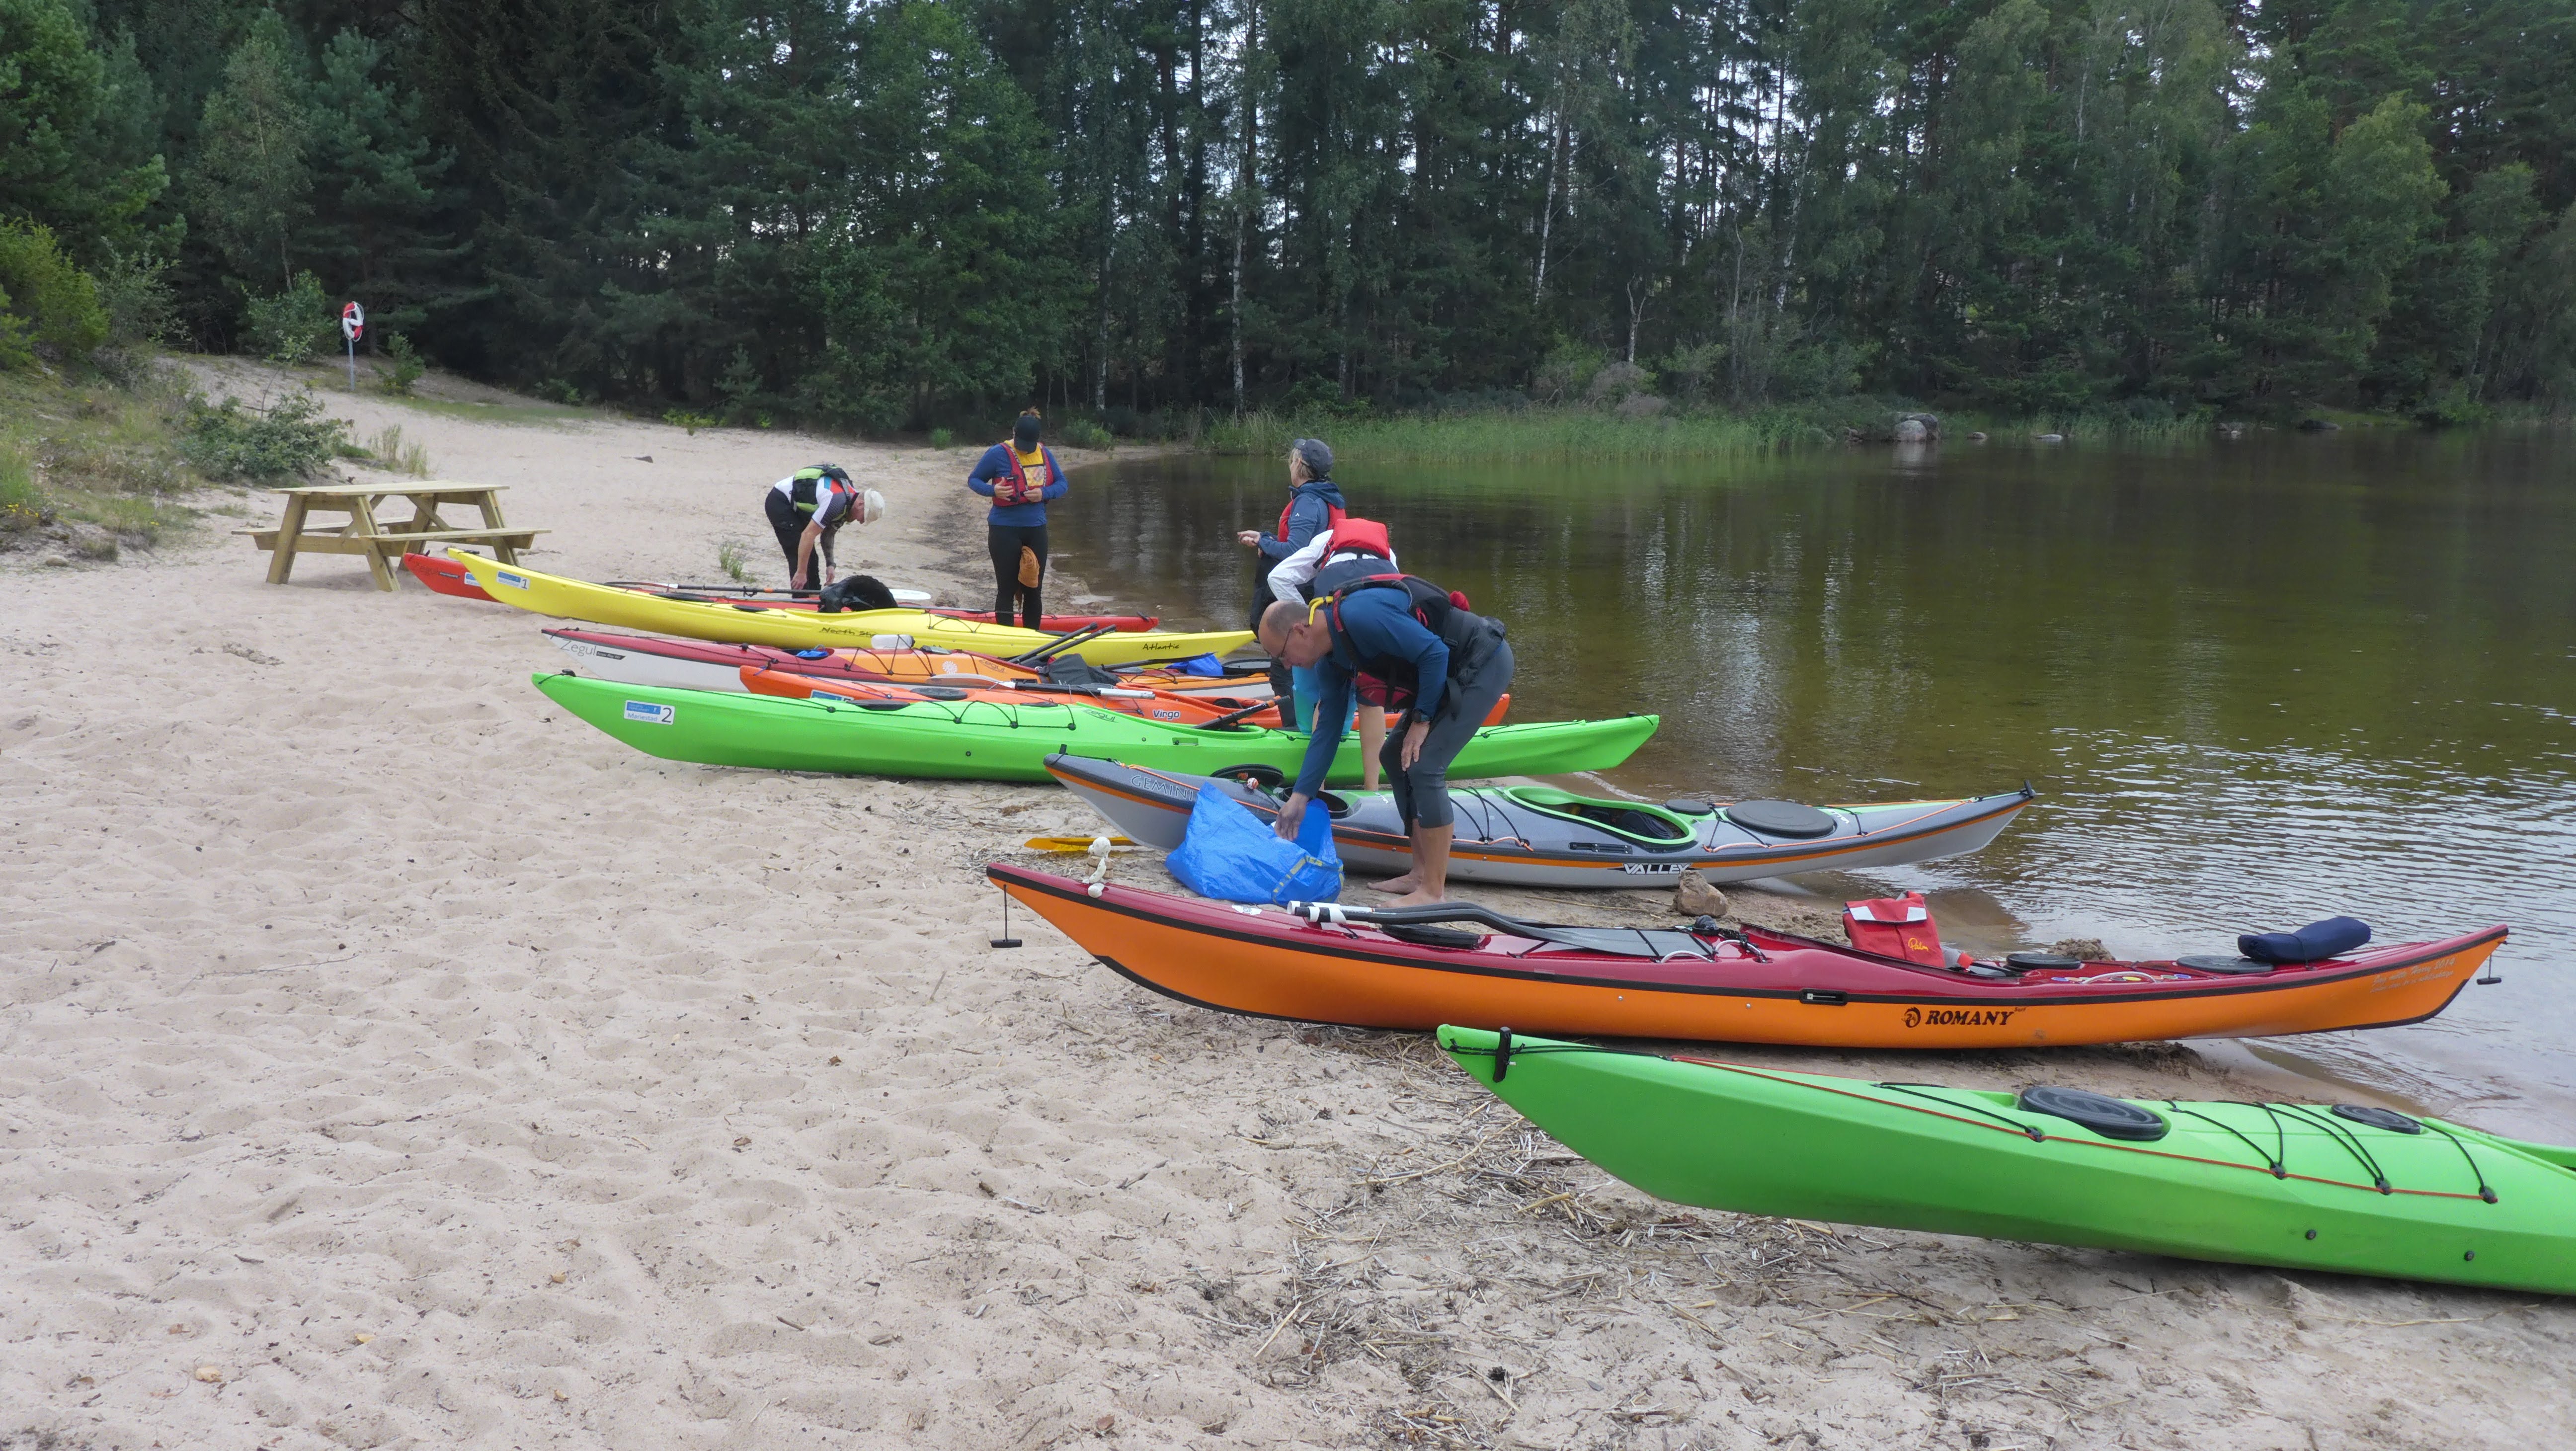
[1167,783,1342,904]
[2238,916,2371,964]
[1167,653,1225,678]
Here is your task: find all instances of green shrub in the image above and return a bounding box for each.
[1057,417,1115,449]
[361,423,431,477]
[90,248,178,347]
[180,390,347,480]
[0,220,109,368]
[927,426,954,448]
[243,272,331,365]
[1530,342,1606,403]
[381,332,426,395]
[663,408,718,434]
[717,539,750,583]
[0,444,45,531]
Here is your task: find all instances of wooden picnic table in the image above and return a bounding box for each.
[238,481,546,591]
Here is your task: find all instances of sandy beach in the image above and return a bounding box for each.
[3,364,2571,1450]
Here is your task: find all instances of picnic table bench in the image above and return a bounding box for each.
[238,482,545,591]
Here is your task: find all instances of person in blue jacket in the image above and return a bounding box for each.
[1233,437,1345,723]
[967,409,1069,627]
[1254,561,1514,906]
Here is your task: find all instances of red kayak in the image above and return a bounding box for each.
[541,628,1262,695]
[401,554,1157,631]
[402,552,500,598]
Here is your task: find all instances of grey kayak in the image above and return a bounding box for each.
[1045,753,2034,889]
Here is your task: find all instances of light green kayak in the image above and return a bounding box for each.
[1437,1026,2576,1294]
[534,672,1660,784]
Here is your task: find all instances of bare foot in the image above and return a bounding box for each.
[1379,888,1447,909]
[1369,873,1421,894]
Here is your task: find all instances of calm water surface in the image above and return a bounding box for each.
[1053,432,2576,1137]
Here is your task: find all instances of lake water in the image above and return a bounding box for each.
[1053,430,2576,1138]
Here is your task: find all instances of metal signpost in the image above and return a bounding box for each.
[341,302,365,389]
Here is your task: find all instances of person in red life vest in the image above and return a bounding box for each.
[1255,560,1514,906]
[1233,437,1345,726]
[1266,515,1397,788]
[967,409,1069,627]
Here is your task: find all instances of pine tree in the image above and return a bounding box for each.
[300,26,460,340]
[0,0,169,263]
[187,10,311,292]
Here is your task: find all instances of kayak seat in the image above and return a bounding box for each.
[1721,800,1840,839]
[1325,901,1716,960]
[1501,787,1695,845]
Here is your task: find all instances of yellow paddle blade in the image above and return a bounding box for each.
[1023,835,1136,853]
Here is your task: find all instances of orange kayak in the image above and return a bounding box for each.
[986,862,2507,1049]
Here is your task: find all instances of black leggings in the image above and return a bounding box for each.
[988,523,1047,628]
[764,490,831,593]
[1251,566,1297,726]
[1387,638,1515,831]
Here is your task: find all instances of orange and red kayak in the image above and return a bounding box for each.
[986,862,2507,1049]
[739,665,1293,728]
[542,627,1261,694]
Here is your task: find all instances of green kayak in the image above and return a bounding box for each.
[534,673,1660,784]
[1436,1026,2576,1295]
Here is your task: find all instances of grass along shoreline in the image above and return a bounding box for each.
[1,355,443,566]
[1197,400,2562,463]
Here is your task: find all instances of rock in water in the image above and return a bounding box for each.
[1672,870,1729,919]
[1893,417,1929,442]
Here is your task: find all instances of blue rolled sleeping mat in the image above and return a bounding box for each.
[2238,915,2372,964]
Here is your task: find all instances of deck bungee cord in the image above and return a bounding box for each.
[1440,1035,2509,1204]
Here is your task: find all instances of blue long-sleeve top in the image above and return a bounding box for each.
[1256,480,1346,563]
[967,444,1069,526]
[1291,589,1450,800]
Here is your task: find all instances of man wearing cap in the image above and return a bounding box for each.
[1234,437,1346,725]
[766,464,878,594]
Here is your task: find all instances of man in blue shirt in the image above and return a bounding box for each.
[1255,564,1514,906]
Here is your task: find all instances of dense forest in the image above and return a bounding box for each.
[3,0,2572,429]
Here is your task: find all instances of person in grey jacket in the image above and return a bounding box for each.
[1233,437,1344,724]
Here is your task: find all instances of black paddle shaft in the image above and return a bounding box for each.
[1008,622,1114,666]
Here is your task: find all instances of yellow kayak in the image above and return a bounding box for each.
[446,551,1251,664]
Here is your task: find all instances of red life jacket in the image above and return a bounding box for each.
[1319,516,1392,562]
[1275,491,1347,544]
[992,446,1051,507]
